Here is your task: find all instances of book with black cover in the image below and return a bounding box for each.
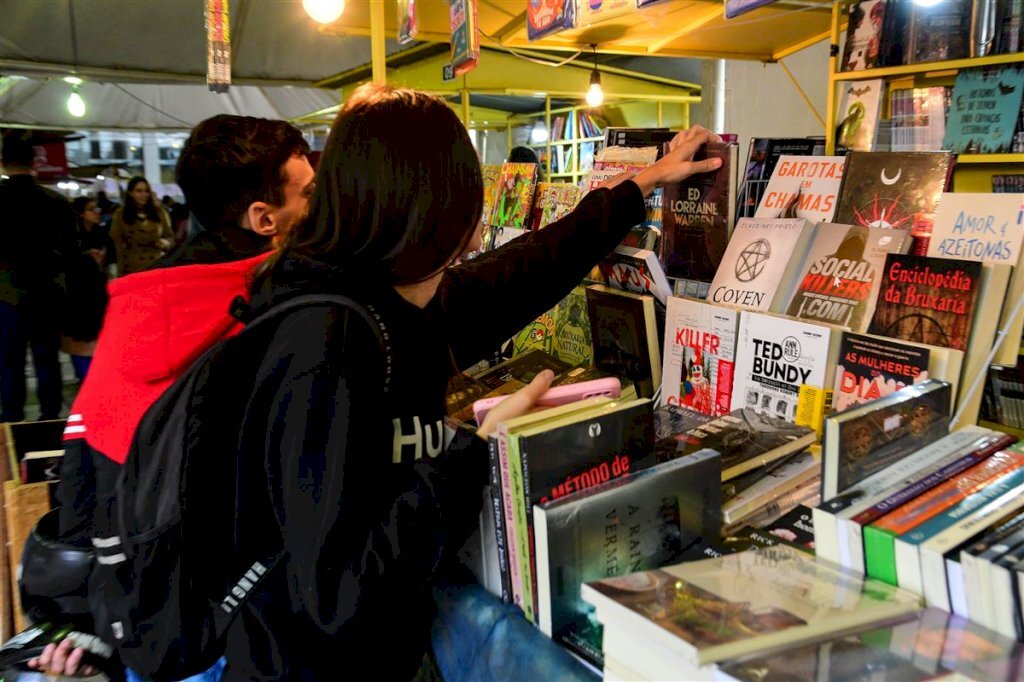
[586,285,661,399]
[533,449,721,668]
[764,504,816,550]
[446,350,570,421]
[738,138,818,219]
[660,142,738,281]
[654,406,816,481]
[867,254,982,352]
[833,151,953,231]
[822,379,952,501]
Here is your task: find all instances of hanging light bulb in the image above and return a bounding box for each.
[585,44,604,108]
[529,121,548,144]
[67,86,86,118]
[303,0,345,23]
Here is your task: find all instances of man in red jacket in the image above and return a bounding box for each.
[32,116,313,678]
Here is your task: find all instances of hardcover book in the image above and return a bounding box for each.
[526,0,575,40]
[903,0,970,63]
[660,142,738,281]
[867,253,982,352]
[841,0,887,71]
[533,449,721,668]
[581,544,921,667]
[707,218,816,312]
[754,156,846,223]
[659,297,739,416]
[598,246,673,304]
[784,222,908,331]
[944,66,1024,154]
[654,406,816,482]
[822,379,952,502]
[719,608,1024,682]
[836,79,885,151]
[832,332,931,413]
[586,285,662,399]
[489,162,538,228]
[833,151,952,230]
[730,312,841,432]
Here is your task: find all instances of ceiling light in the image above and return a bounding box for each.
[912,0,942,5]
[63,76,83,85]
[67,87,86,118]
[530,122,549,144]
[585,44,604,108]
[302,0,345,24]
[96,175,105,180]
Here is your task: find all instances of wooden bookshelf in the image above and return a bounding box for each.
[979,420,1024,440]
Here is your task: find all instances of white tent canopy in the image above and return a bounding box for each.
[0,0,409,129]
[0,78,341,130]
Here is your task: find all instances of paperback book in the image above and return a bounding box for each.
[533,449,721,668]
[730,312,841,432]
[660,297,739,416]
[598,246,673,304]
[737,138,818,219]
[660,141,738,281]
[867,253,982,352]
[581,544,921,667]
[833,151,952,231]
[707,218,816,312]
[944,65,1024,154]
[783,222,908,331]
[832,333,931,413]
[586,285,662,399]
[530,182,582,229]
[490,162,538,229]
[822,379,952,502]
[841,0,887,71]
[654,406,816,482]
[753,156,846,223]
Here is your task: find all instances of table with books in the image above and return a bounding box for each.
[445,125,1024,680]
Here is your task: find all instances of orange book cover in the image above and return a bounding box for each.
[872,450,1024,535]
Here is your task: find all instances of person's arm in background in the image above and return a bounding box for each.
[433,126,722,369]
[156,207,175,254]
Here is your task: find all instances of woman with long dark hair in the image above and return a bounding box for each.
[216,85,719,679]
[109,177,173,275]
[62,198,112,380]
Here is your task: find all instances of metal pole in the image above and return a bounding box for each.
[370,0,386,84]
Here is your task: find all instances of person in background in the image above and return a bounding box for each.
[507,145,540,165]
[216,84,720,679]
[109,177,173,275]
[32,115,314,680]
[62,198,113,381]
[0,132,78,422]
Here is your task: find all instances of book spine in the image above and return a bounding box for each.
[487,437,512,603]
[946,555,970,617]
[507,434,536,622]
[988,558,1023,638]
[917,541,953,610]
[961,549,985,622]
[518,440,541,623]
[863,525,900,584]
[812,505,843,564]
[849,434,1013,526]
[497,428,525,610]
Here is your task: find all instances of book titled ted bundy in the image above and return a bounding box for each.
[660,297,739,416]
[867,254,982,352]
[660,142,737,281]
[832,332,930,413]
[784,223,908,332]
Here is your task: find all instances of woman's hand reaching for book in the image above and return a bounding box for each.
[477,370,556,439]
[632,125,723,197]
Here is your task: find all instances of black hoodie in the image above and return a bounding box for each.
[221,181,646,680]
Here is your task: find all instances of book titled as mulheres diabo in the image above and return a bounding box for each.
[718,607,1024,682]
[580,543,921,667]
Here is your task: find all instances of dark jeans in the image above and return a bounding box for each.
[0,299,63,421]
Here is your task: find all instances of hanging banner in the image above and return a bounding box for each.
[449,0,480,76]
[398,0,418,44]
[32,143,68,181]
[724,0,776,19]
[206,0,231,93]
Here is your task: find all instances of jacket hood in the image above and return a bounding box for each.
[66,253,270,464]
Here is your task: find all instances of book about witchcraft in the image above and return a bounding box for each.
[660,142,738,281]
[867,253,981,351]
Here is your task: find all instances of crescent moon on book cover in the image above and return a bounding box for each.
[880,168,901,185]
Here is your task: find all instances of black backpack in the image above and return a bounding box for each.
[89,294,389,680]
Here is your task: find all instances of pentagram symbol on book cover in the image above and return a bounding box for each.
[735,239,771,282]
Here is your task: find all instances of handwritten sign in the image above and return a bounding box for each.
[928,193,1024,264]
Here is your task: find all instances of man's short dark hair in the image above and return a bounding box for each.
[1,131,36,169]
[175,115,310,231]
